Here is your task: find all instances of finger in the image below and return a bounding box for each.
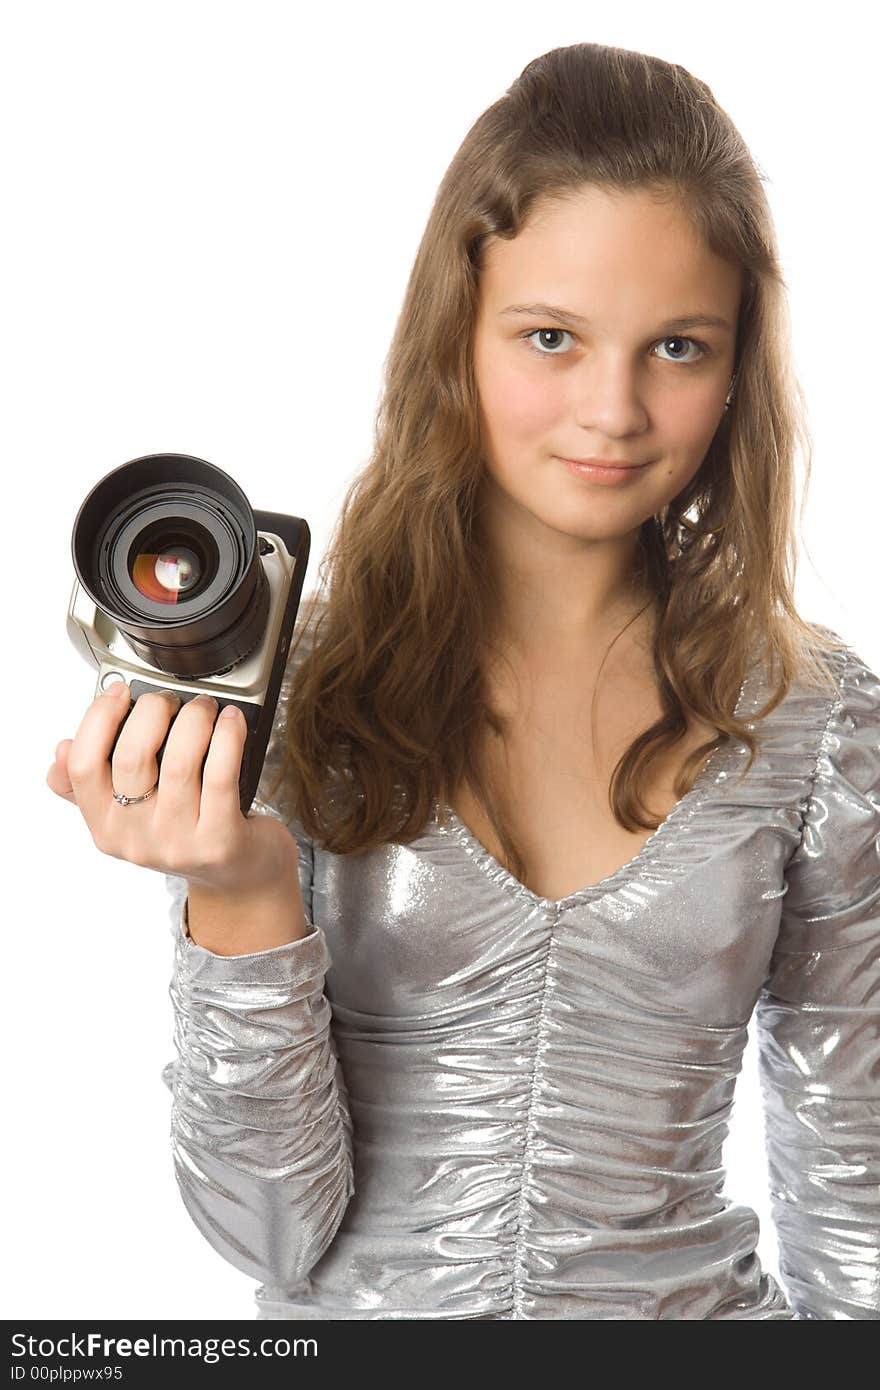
[65,682,135,823]
[46,739,77,803]
[195,701,248,836]
[152,694,222,828]
[107,688,184,817]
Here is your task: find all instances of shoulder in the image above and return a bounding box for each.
[814,629,880,794]
[753,623,879,724]
[782,626,880,902]
[784,625,880,816]
[805,625,880,732]
[737,625,878,805]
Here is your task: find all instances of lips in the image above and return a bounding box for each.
[557,457,646,469]
[557,456,652,485]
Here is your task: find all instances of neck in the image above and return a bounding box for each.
[476,474,653,655]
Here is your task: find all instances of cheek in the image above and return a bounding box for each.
[480,360,561,440]
[647,393,727,490]
[664,391,726,453]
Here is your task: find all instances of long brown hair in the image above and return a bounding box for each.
[265,41,848,886]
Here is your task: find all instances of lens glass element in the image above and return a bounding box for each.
[131,545,201,603]
[129,522,213,605]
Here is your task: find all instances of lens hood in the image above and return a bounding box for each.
[71,452,270,679]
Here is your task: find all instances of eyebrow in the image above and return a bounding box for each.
[499,302,734,333]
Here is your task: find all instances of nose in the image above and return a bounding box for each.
[570,358,652,433]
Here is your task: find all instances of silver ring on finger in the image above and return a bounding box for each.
[112,780,159,807]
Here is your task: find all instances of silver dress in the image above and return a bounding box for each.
[162,598,880,1319]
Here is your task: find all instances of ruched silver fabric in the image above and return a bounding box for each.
[163,597,880,1319]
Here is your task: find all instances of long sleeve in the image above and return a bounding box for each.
[755,642,880,1319]
[161,604,355,1293]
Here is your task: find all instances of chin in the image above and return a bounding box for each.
[535,504,648,541]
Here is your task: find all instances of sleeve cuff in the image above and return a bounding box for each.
[173,897,332,987]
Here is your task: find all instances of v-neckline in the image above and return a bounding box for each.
[432,670,754,911]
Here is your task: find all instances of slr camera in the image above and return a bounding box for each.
[67,452,310,815]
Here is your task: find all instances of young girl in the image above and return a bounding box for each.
[57,42,879,1319]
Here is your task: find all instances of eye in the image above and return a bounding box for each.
[653,335,710,365]
[521,328,576,356]
[521,328,710,365]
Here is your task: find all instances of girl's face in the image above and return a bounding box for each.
[472,185,742,555]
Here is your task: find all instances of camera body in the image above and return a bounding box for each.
[67,453,310,816]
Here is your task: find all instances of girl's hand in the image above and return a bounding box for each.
[45,682,300,896]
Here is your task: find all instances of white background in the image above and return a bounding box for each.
[3,0,877,1322]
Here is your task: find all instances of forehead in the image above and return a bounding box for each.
[479,186,741,316]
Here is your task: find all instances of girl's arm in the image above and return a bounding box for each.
[756,642,880,1319]
[161,610,355,1295]
[162,852,354,1293]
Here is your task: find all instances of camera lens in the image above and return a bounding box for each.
[129,523,209,604]
[71,452,270,679]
